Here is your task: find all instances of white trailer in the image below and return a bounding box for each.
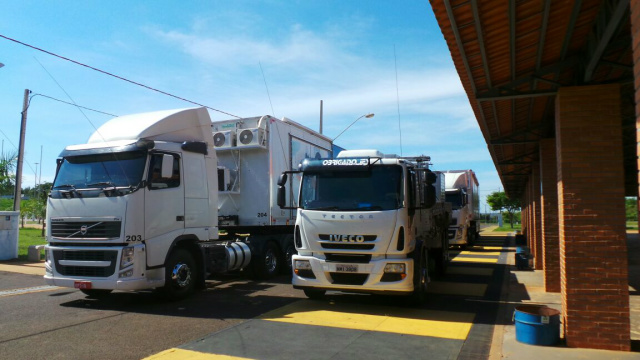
[277,150,451,303]
[44,108,330,300]
[212,115,332,277]
[444,170,479,247]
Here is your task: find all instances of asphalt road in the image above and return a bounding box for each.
[0,272,303,360]
[0,234,509,360]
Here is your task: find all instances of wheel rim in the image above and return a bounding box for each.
[265,248,277,273]
[171,263,192,288]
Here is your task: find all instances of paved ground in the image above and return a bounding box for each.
[2,228,639,359]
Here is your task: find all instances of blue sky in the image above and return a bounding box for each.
[0,1,502,211]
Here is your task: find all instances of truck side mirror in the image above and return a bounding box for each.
[277,185,286,208]
[161,154,174,178]
[278,173,288,187]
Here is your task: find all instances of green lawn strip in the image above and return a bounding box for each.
[18,228,47,260]
[492,224,522,232]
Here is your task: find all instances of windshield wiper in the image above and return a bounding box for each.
[309,206,340,211]
[54,184,77,190]
[87,181,115,188]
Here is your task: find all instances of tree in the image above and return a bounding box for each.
[627,197,638,222]
[0,150,18,196]
[486,191,521,228]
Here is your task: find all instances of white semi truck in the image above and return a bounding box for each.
[44,107,330,300]
[444,170,479,248]
[277,150,451,303]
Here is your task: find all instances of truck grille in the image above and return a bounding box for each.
[52,250,118,278]
[51,221,121,239]
[318,234,376,250]
[321,243,375,250]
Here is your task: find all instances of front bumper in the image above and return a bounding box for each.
[291,254,414,294]
[44,244,164,291]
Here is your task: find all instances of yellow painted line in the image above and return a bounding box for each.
[450,257,498,264]
[458,251,501,256]
[446,266,494,276]
[0,263,45,276]
[427,281,487,297]
[143,348,251,360]
[468,246,504,251]
[259,300,474,340]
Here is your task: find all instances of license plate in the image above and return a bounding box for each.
[336,264,358,272]
[74,281,92,290]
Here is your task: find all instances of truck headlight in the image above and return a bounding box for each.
[384,263,406,274]
[120,247,135,269]
[294,260,311,271]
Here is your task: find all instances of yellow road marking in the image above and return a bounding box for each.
[446,266,494,276]
[259,301,474,340]
[457,251,501,256]
[451,257,498,264]
[0,263,45,276]
[468,246,504,251]
[427,281,487,297]
[143,348,251,360]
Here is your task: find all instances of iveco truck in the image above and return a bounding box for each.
[277,150,451,303]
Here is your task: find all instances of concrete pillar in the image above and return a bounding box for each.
[555,84,630,351]
[539,139,560,292]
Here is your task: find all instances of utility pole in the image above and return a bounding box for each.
[13,89,30,212]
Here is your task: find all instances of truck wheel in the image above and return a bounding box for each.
[252,242,280,280]
[80,289,113,299]
[282,243,296,275]
[303,289,326,300]
[409,248,428,306]
[161,248,196,301]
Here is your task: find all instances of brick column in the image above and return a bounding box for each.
[556,84,630,351]
[540,139,560,292]
[532,162,542,269]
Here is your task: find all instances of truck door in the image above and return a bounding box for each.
[145,152,185,242]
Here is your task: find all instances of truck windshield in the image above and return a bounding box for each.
[445,192,463,210]
[53,151,146,192]
[300,165,403,211]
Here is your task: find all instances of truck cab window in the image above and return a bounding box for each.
[148,153,180,189]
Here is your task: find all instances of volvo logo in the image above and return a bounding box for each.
[80,225,88,235]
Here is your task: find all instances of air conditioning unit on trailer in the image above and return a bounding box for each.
[213,130,236,150]
[236,128,266,148]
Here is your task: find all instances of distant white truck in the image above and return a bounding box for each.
[444,170,479,248]
[44,108,330,300]
[277,150,451,303]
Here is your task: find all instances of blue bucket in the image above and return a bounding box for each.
[514,305,561,346]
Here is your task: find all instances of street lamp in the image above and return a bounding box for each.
[333,113,375,142]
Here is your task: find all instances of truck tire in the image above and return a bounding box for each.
[303,288,326,300]
[251,241,280,280]
[161,248,196,301]
[282,243,296,275]
[80,289,113,299]
[408,248,428,306]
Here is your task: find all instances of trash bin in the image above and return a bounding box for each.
[0,211,20,260]
[514,305,561,346]
[515,246,529,270]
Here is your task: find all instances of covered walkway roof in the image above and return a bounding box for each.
[429,0,635,199]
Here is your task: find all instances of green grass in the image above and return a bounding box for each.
[0,198,13,211]
[627,221,638,230]
[17,227,47,261]
[492,224,522,232]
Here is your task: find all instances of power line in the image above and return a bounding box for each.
[33,94,118,117]
[0,33,241,119]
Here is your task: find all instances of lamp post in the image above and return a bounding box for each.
[333,113,374,142]
[13,89,31,212]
